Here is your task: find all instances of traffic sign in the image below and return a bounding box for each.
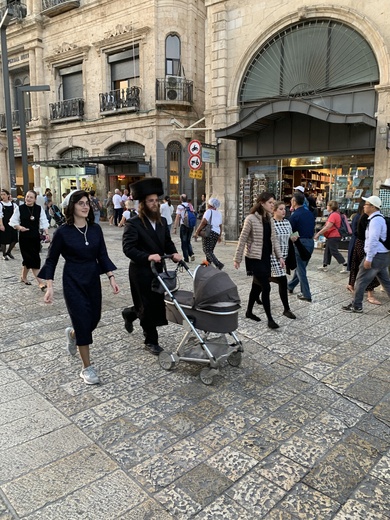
[188,139,201,156]
[188,155,202,170]
[189,169,203,180]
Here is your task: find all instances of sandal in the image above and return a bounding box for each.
[20,278,32,285]
[346,285,354,293]
[367,296,382,305]
[39,284,47,292]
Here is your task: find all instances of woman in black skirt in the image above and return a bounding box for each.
[39,190,120,385]
[234,192,284,329]
[9,190,49,289]
[0,189,18,260]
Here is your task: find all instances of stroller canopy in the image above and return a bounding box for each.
[193,265,241,310]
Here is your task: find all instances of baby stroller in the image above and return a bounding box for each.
[49,204,65,226]
[151,257,243,385]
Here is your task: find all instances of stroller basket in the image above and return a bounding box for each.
[165,290,239,333]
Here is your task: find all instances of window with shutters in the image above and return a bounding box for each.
[59,63,83,100]
[108,46,139,91]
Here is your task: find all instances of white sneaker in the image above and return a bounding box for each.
[317,266,328,272]
[340,268,348,274]
[80,366,100,385]
[65,327,77,356]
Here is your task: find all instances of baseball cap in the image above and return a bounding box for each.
[362,195,382,208]
[294,186,305,193]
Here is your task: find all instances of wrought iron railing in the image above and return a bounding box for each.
[49,98,84,120]
[42,0,78,10]
[0,108,31,129]
[99,86,141,112]
[156,77,193,103]
[0,1,27,20]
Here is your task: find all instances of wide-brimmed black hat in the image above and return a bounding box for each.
[130,177,164,200]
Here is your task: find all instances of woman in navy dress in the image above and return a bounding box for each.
[39,190,119,385]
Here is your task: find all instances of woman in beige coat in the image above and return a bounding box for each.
[234,192,284,329]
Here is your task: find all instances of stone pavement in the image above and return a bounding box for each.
[0,223,389,519]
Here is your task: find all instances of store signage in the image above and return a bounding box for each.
[84,165,97,175]
[202,145,217,164]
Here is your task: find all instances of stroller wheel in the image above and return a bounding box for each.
[159,351,176,370]
[227,351,242,367]
[199,367,216,385]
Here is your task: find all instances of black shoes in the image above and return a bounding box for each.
[342,303,363,313]
[245,311,261,322]
[6,252,15,259]
[145,343,164,355]
[283,309,296,319]
[297,294,312,302]
[122,308,137,333]
[268,320,279,329]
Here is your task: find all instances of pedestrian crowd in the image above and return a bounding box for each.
[1,181,389,385]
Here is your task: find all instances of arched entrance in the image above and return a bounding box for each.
[105,141,148,193]
[217,19,380,222]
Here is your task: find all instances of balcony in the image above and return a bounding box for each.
[0,108,31,130]
[99,86,141,115]
[41,0,80,17]
[49,98,84,123]
[156,77,193,109]
[0,1,27,21]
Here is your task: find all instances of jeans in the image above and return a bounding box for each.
[93,211,100,224]
[353,252,390,308]
[180,225,194,261]
[288,238,314,299]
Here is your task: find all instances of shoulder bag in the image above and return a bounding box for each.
[199,210,213,238]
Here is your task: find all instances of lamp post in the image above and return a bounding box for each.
[17,85,50,194]
[0,7,16,198]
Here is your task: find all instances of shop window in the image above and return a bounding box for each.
[166,35,181,76]
[167,141,182,196]
[108,46,140,91]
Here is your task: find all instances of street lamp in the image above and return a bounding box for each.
[0,7,16,198]
[17,85,50,194]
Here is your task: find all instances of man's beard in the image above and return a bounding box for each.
[143,204,161,222]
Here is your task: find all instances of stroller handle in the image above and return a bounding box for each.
[150,255,189,276]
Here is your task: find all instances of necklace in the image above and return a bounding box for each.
[74,222,89,245]
[27,205,35,220]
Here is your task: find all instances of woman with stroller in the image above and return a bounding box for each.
[9,190,50,289]
[234,192,284,329]
[0,189,18,260]
[194,197,224,270]
[38,190,119,385]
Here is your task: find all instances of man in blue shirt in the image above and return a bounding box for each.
[288,192,315,302]
[342,195,390,313]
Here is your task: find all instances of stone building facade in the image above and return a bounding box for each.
[205,0,390,238]
[0,0,206,208]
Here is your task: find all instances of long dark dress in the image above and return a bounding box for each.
[19,203,42,269]
[0,202,18,244]
[38,224,116,345]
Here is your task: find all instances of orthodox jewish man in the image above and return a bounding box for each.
[122,177,182,355]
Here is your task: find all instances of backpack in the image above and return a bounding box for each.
[337,213,352,239]
[370,214,390,249]
[182,204,196,228]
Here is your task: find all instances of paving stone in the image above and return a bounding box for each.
[2,445,118,517]
[24,470,147,520]
[352,476,390,516]
[370,454,390,484]
[279,435,330,468]
[256,452,308,491]
[193,495,253,519]
[373,395,390,426]
[275,482,340,519]
[226,473,286,517]
[332,499,389,519]
[163,463,233,509]
[303,462,363,502]
[117,499,175,519]
[206,445,258,481]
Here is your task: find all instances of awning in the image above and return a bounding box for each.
[216,99,377,139]
[30,154,144,168]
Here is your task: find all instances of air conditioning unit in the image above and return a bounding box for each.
[165,75,184,101]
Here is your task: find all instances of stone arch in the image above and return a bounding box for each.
[227,6,390,111]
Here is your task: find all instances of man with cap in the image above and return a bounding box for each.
[122,177,181,354]
[342,195,390,313]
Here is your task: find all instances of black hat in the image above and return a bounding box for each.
[130,177,164,201]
